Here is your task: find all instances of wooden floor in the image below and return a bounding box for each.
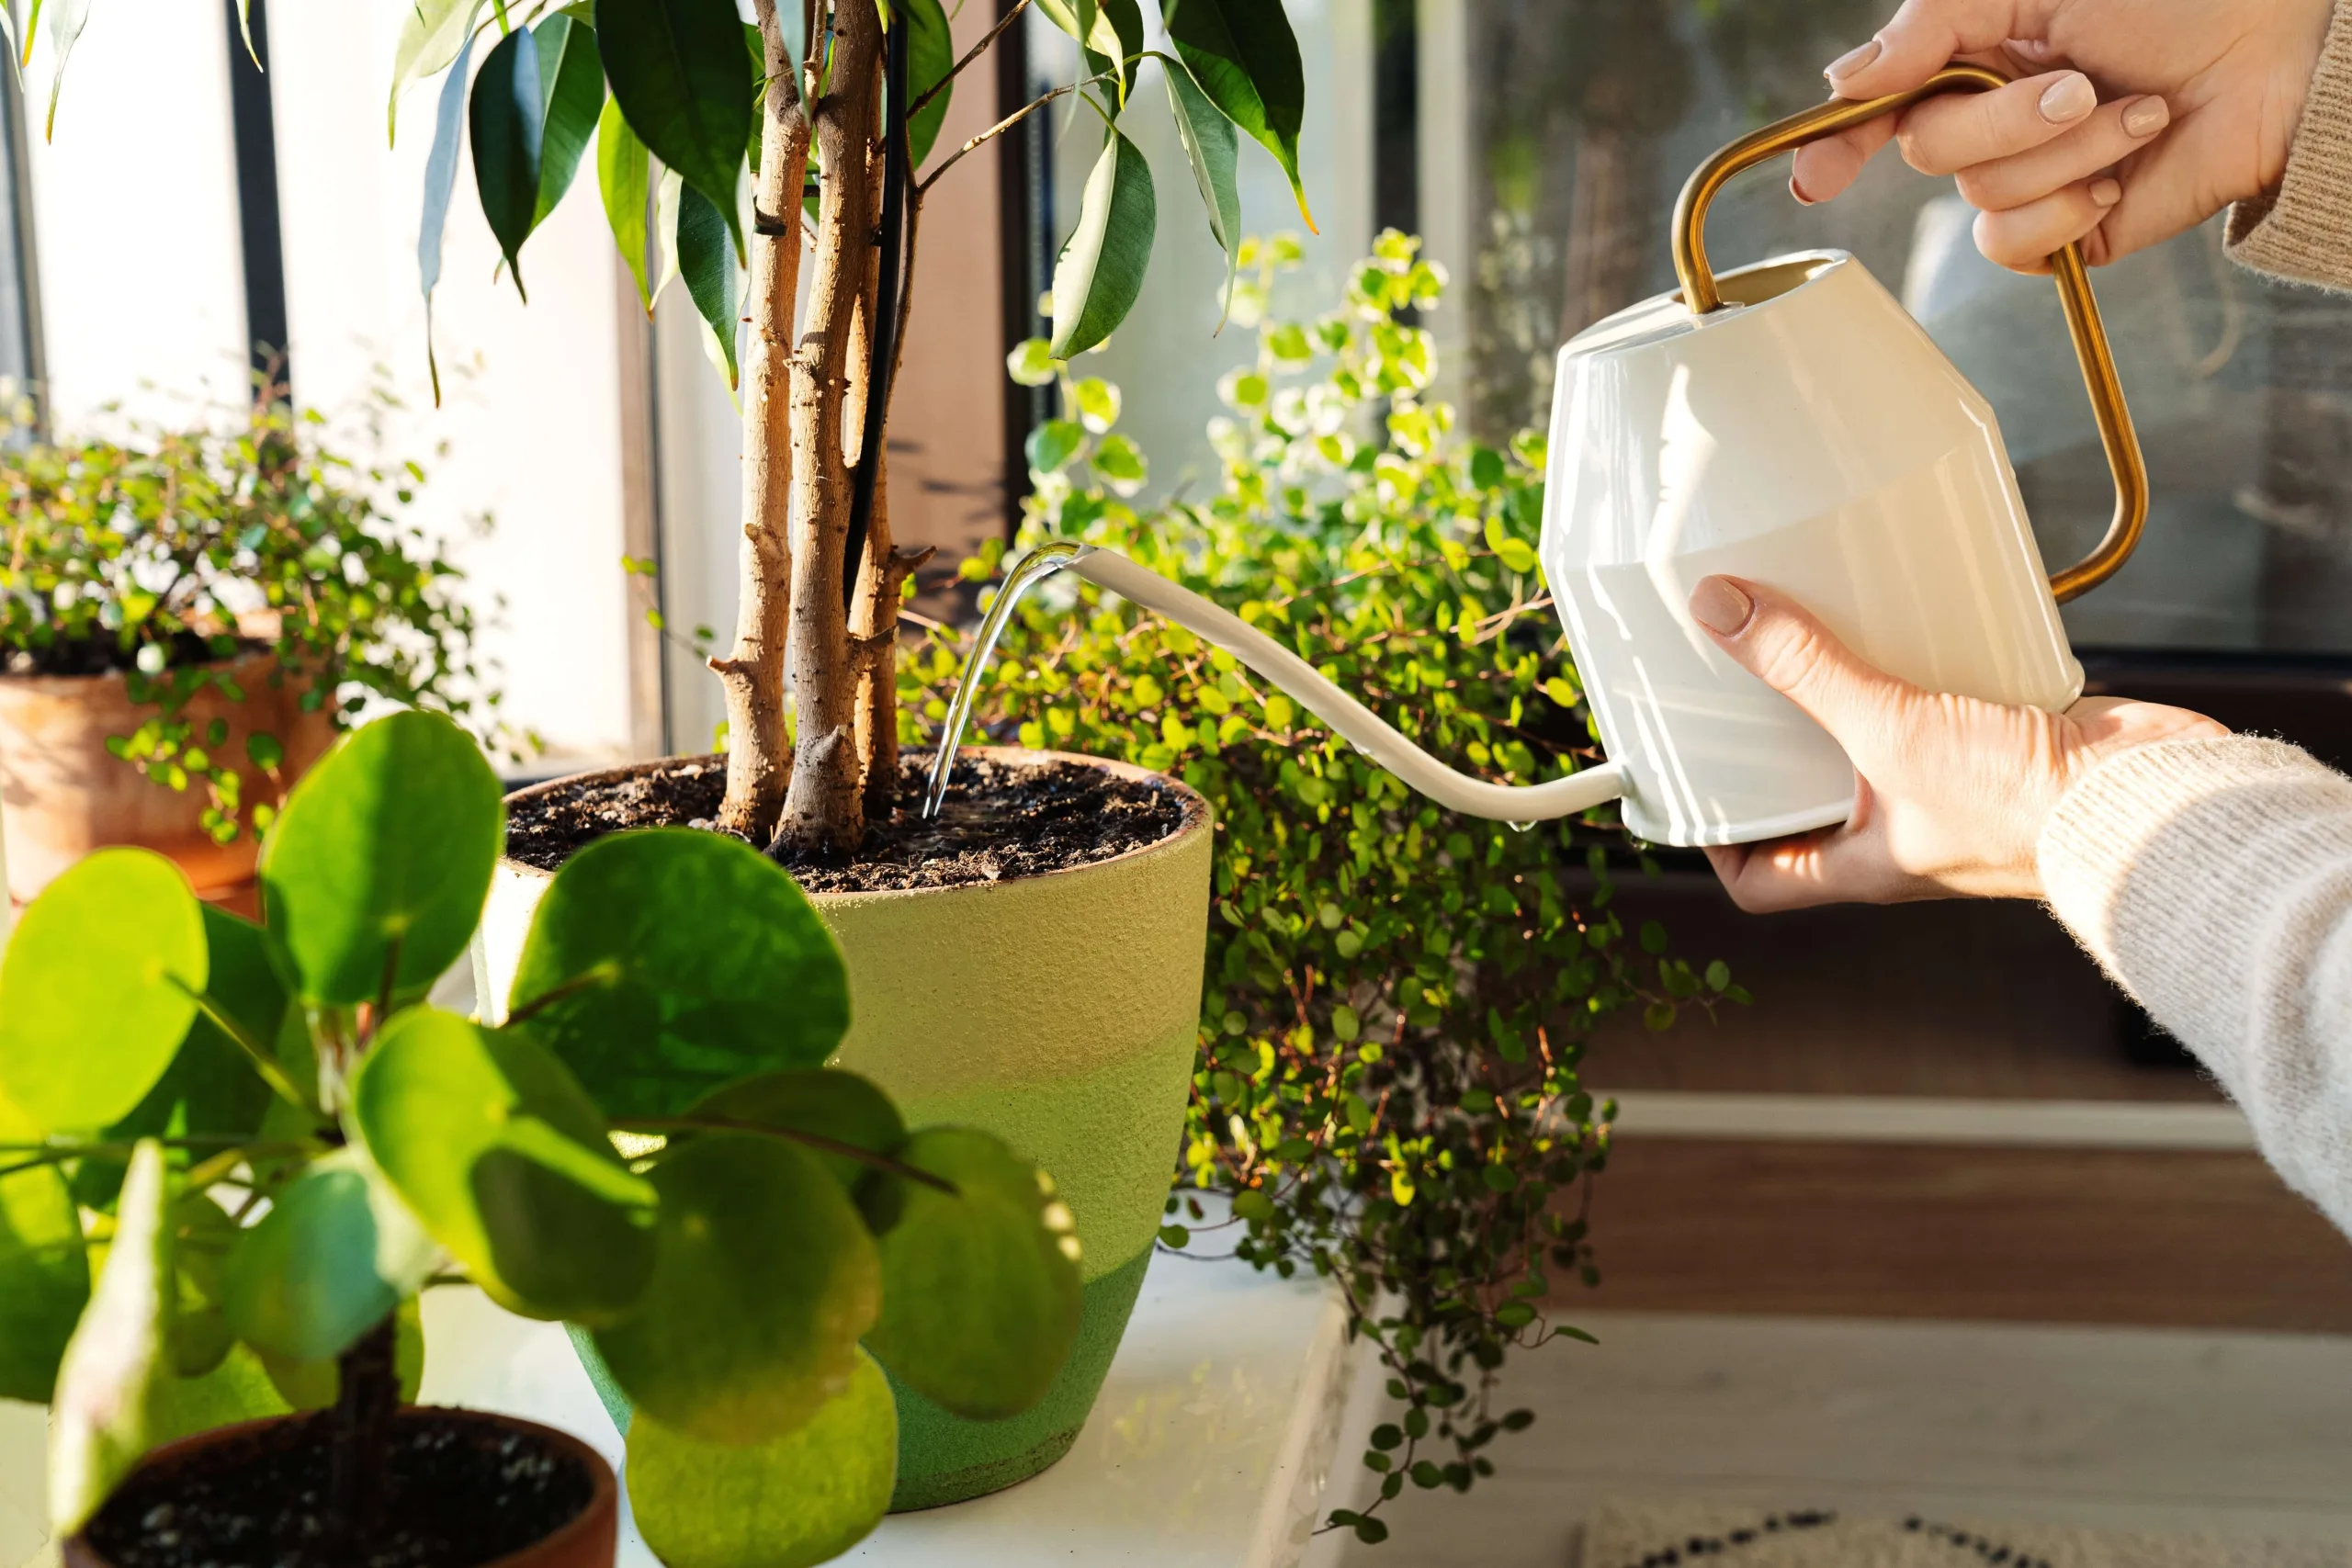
[1571,1138,2352,1334]
[1317,1312,2352,1568]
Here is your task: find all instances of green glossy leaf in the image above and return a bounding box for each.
[677,180,741,389]
[1034,0,1121,60]
[626,1349,896,1568]
[1025,417,1085,475]
[598,0,752,256]
[1091,0,1145,101]
[863,1128,1081,1418]
[533,14,605,224]
[592,1134,878,1444]
[1048,132,1155,360]
[258,710,503,1007]
[349,1009,655,1324]
[49,1141,169,1537]
[470,26,545,299]
[79,906,286,1212]
[685,1070,907,1203]
[901,0,954,167]
[1163,53,1241,327]
[0,848,205,1133]
[418,20,481,403]
[599,94,654,310]
[389,0,481,144]
[40,0,90,139]
[507,829,850,1121]
[1163,0,1312,228]
[220,1149,436,1364]
[164,1192,236,1379]
[0,1094,89,1403]
[151,1341,290,1446]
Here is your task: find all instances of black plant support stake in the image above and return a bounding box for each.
[842,2,912,608]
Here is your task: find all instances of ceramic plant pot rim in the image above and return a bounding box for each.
[495,746,1213,897]
[59,1408,619,1568]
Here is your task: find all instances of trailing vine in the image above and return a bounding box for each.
[909,231,1747,1545]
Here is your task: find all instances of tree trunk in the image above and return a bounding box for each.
[711,5,812,841]
[775,0,884,861]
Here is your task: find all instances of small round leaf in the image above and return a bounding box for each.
[507,829,850,1120]
[626,1348,896,1568]
[592,1134,878,1445]
[220,1149,437,1364]
[0,1094,90,1402]
[863,1129,1082,1419]
[258,710,503,1005]
[0,849,205,1132]
[684,1070,906,1209]
[349,1009,655,1324]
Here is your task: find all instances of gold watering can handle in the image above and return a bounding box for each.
[1670,64,2149,604]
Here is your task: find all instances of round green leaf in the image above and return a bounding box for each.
[0,1094,90,1403]
[685,1070,907,1205]
[349,1009,656,1324]
[0,848,205,1132]
[80,905,287,1212]
[507,829,850,1121]
[258,710,503,1006]
[863,1128,1081,1419]
[592,1134,878,1445]
[220,1149,436,1364]
[626,1348,896,1568]
[49,1141,171,1538]
[1049,131,1156,360]
[597,0,752,254]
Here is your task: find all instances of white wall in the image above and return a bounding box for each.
[24,3,639,769]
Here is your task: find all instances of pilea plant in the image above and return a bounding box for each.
[0,709,1081,1566]
[1,0,1315,862]
[0,409,496,841]
[909,231,1747,1546]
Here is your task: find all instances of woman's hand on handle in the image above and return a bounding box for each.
[1790,0,2335,270]
[1685,576,2225,910]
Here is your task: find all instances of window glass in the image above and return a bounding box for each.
[1455,0,2352,654]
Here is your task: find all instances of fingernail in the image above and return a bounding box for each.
[1824,38,1881,83]
[2090,176,2123,207]
[1790,172,1815,207]
[2039,72,2097,123]
[2121,95,2170,138]
[1690,577,1755,636]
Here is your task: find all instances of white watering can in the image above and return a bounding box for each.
[968,69,2148,847]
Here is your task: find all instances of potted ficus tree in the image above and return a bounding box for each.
[0,408,494,905]
[0,707,1083,1568]
[24,0,1306,1504]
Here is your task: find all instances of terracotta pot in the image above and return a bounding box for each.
[474,748,1215,1512]
[61,1407,616,1568]
[0,649,335,901]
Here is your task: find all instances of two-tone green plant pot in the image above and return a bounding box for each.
[472,748,1212,1510]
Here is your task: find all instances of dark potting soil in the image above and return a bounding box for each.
[81,1412,594,1568]
[503,752,1187,894]
[2,629,254,680]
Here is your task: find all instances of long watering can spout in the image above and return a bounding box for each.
[1068,547,1625,822]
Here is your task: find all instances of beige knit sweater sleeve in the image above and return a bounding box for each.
[2040,740,2352,1233]
[2035,9,2352,1229]
[2226,0,2352,285]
